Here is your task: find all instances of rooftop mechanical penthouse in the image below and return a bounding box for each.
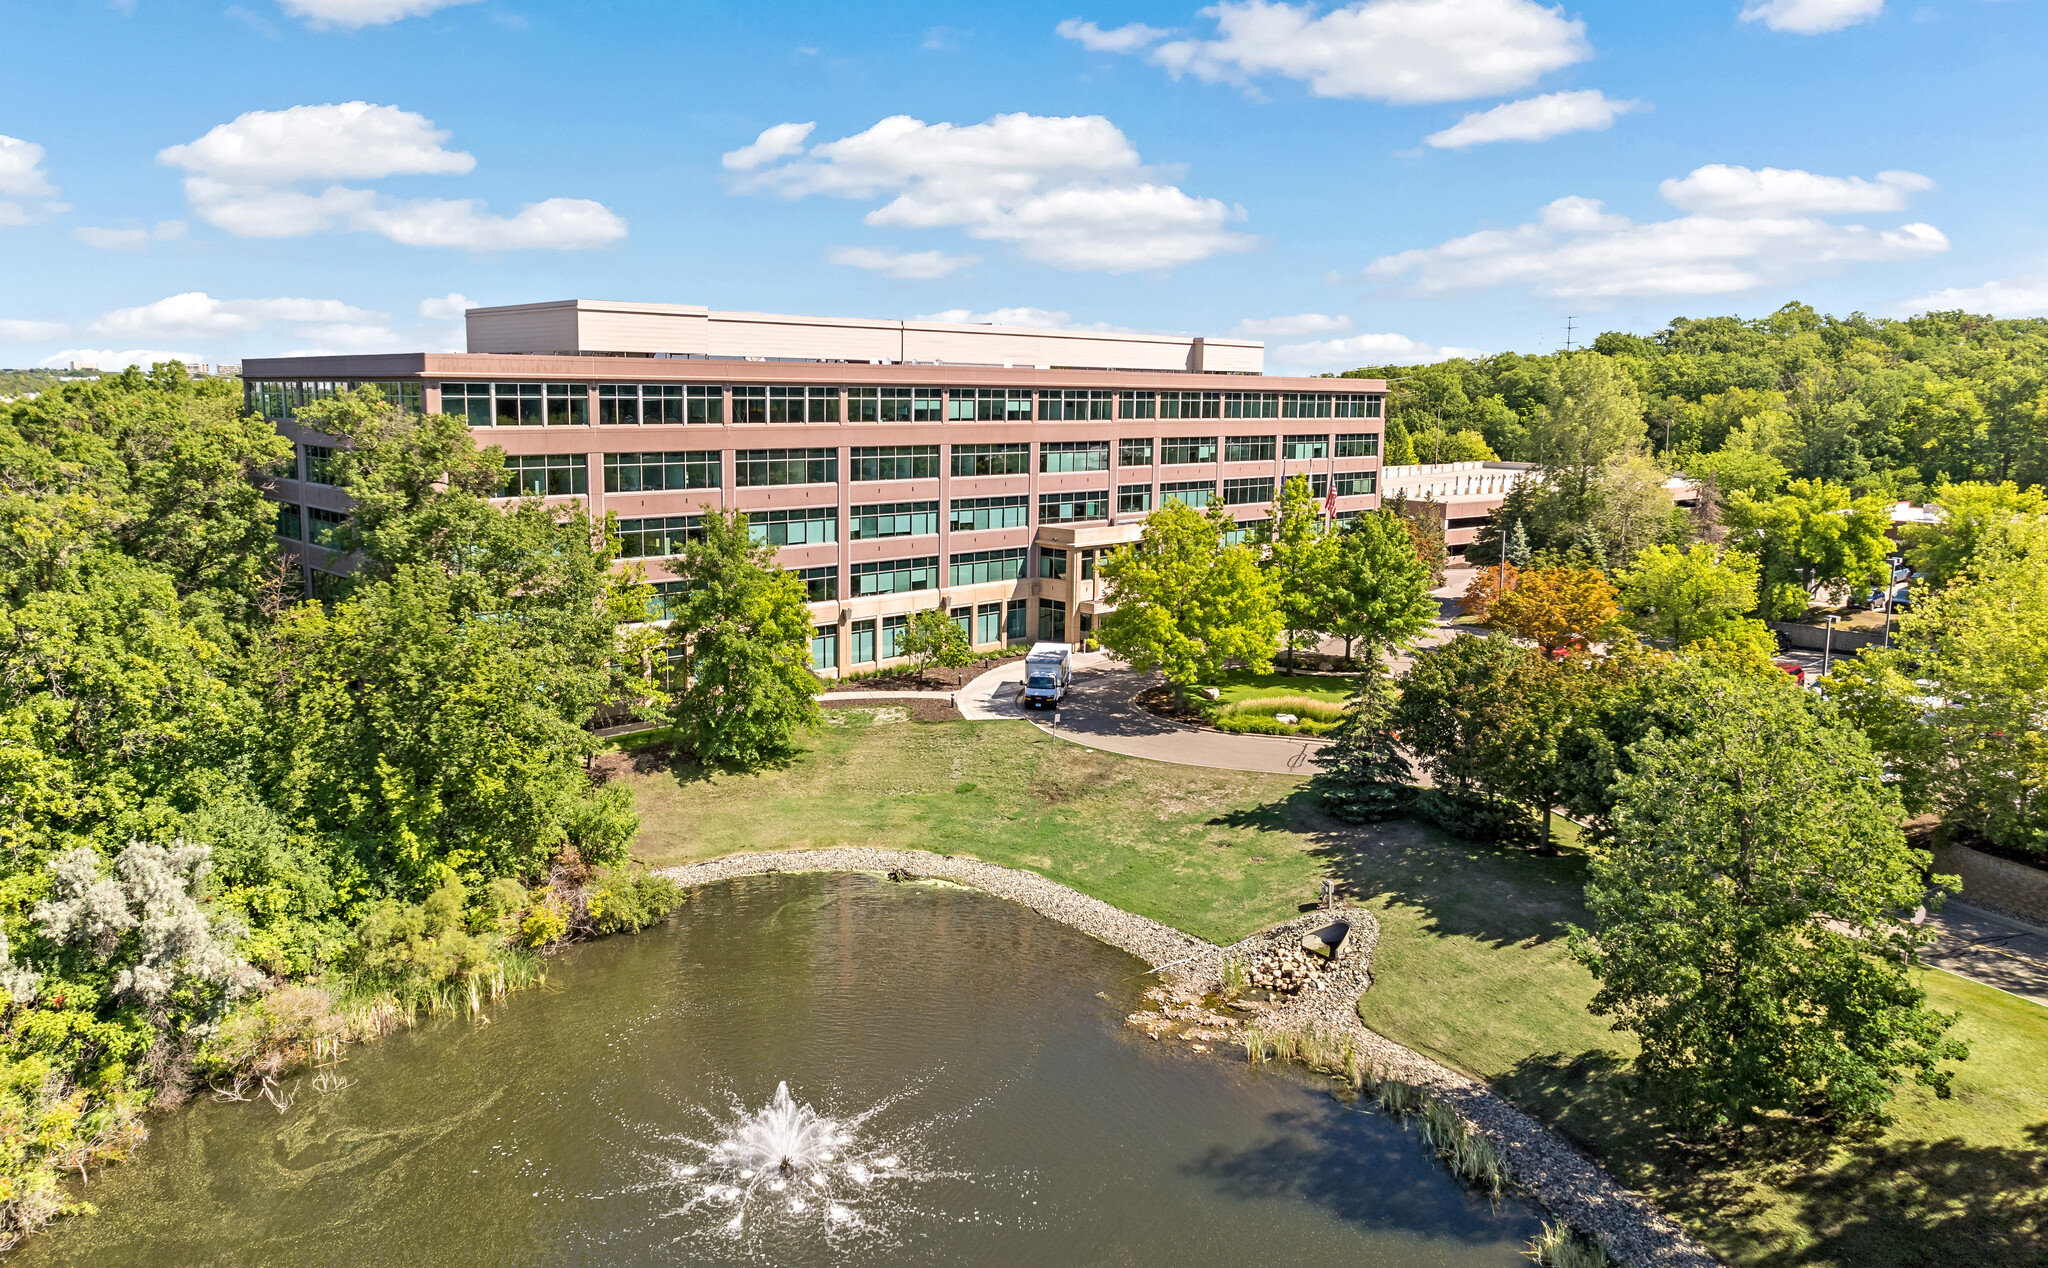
[248,299,1388,677]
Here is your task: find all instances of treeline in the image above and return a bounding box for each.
[0,372,692,1245]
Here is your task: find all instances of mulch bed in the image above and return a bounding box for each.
[831,650,1028,692]
[820,697,962,723]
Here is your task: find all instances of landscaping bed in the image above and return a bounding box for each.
[1133,668,1355,737]
[824,649,1027,692]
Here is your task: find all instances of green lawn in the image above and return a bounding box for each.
[1204,668,1356,707]
[620,714,2048,1266]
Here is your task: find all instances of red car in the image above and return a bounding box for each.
[1776,660,1808,687]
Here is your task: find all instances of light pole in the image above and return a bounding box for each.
[1822,613,1839,678]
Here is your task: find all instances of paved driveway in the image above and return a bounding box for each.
[1921,903,2048,1007]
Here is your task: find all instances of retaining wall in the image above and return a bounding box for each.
[1933,842,2048,927]
[1765,621,1887,653]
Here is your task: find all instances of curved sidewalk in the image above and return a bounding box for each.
[959,654,1330,776]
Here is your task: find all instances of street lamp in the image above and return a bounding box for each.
[1822,613,1840,678]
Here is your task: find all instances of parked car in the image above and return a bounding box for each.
[1775,660,1808,687]
[1865,586,1889,609]
[1892,585,1912,612]
[1891,563,1913,583]
[1545,637,1589,661]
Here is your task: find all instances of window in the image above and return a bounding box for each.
[1282,434,1328,461]
[308,506,348,547]
[1334,470,1378,497]
[951,607,972,643]
[1224,391,1279,419]
[1223,477,1274,506]
[975,602,1002,646]
[1306,473,1330,497]
[493,382,544,426]
[1161,436,1217,465]
[849,555,940,596]
[1161,479,1214,508]
[852,618,876,665]
[951,442,1029,476]
[795,565,838,602]
[1282,393,1334,419]
[950,547,1028,587]
[687,385,723,424]
[1334,393,1383,419]
[1119,437,1153,466]
[850,501,938,540]
[1038,598,1066,643]
[1038,489,1108,524]
[646,580,691,622]
[949,388,1034,422]
[1119,390,1157,420]
[845,386,938,422]
[544,384,589,426]
[600,384,639,426]
[751,505,838,546]
[617,515,703,558]
[849,445,939,481]
[950,494,1029,532]
[1117,484,1153,514]
[303,444,341,485]
[1081,549,1097,581]
[275,502,302,540]
[735,448,836,486]
[604,451,719,492]
[881,614,910,660]
[1159,390,1221,420]
[439,382,492,427]
[1005,599,1027,641]
[1335,432,1381,458]
[250,379,422,420]
[1225,435,1276,463]
[811,625,838,671]
[1039,548,1068,579]
[1039,440,1109,473]
[730,385,768,424]
[504,453,588,497]
[767,385,840,423]
[1042,389,1113,421]
[599,384,694,426]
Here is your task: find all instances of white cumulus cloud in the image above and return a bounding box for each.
[1895,276,2048,318]
[91,292,386,340]
[1233,312,1352,336]
[1269,331,1485,371]
[1425,90,1645,148]
[728,112,1252,273]
[71,220,188,252]
[0,134,67,228]
[914,307,1075,328]
[277,0,482,28]
[722,122,816,172]
[159,102,625,250]
[1659,164,1933,214]
[1055,18,1171,52]
[1104,0,1591,104]
[1740,0,1883,35]
[1360,165,1948,301]
[418,292,476,321]
[827,246,978,279]
[0,319,71,341]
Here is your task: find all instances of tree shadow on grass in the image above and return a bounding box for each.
[1183,1099,1542,1246]
[1275,797,1596,949]
[1497,1049,2048,1267]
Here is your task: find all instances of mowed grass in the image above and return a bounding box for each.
[621,711,1326,943]
[622,714,2048,1266]
[1204,668,1356,708]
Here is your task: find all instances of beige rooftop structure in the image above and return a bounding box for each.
[465,299,1264,374]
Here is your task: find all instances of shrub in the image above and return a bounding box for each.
[520,887,572,948]
[1411,788,1543,847]
[585,870,684,935]
[1215,695,1348,722]
[354,878,499,981]
[1214,713,1339,736]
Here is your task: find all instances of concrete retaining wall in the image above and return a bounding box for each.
[1766,621,1887,653]
[1932,842,2048,927]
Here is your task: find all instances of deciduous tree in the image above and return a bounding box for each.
[1490,566,1619,653]
[1722,478,1890,618]
[1899,479,2048,590]
[1616,543,1762,647]
[1569,667,1967,1134]
[901,607,973,684]
[1098,501,1280,706]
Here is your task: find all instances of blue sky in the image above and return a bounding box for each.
[3,0,2045,373]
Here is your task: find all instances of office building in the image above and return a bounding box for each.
[249,299,1388,675]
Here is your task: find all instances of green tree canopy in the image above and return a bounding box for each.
[1616,543,1763,647]
[1723,478,1891,617]
[1569,666,1966,1135]
[1098,500,1280,704]
[1899,479,2048,590]
[1324,508,1435,663]
[901,607,973,682]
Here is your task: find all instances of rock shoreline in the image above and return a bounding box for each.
[654,848,1719,1268]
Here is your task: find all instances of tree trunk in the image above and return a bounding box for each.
[1543,803,1553,853]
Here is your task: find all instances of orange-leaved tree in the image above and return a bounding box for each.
[1459,562,1520,622]
[1491,566,1619,653]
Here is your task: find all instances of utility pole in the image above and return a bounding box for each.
[1563,316,1578,353]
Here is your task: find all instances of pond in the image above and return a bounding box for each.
[22,872,1543,1266]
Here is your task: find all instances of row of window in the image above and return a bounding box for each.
[273,502,348,545]
[259,380,1385,427]
[819,598,1073,669]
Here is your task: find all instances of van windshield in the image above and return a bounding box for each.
[1027,674,1057,690]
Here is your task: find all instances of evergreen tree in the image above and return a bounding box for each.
[1313,663,1412,821]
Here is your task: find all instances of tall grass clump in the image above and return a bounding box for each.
[1523,1221,1612,1267]
[1213,696,1347,736]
